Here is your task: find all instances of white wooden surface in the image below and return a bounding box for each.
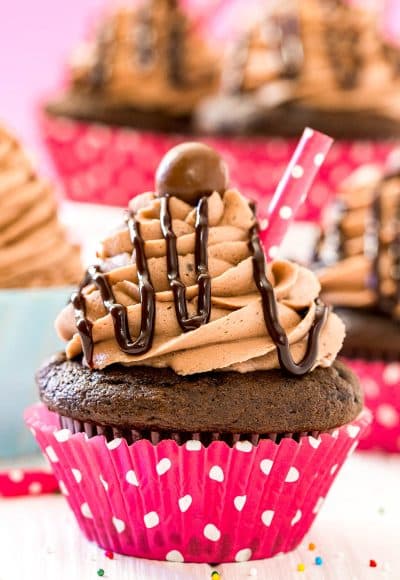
[0,452,399,580]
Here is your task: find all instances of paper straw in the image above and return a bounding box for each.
[260,128,333,258]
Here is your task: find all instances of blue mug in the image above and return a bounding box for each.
[0,287,72,458]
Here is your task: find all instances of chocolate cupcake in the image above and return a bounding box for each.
[197,0,400,139]
[45,2,220,133]
[27,143,367,562]
[318,157,400,451]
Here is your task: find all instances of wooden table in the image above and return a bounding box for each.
[0,452,398,580]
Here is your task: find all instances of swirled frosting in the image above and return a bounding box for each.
[56,188,344,374]
[68,2,220,115]
[318,162,400,320]
[199,0,400,131]
[0,124,82,288]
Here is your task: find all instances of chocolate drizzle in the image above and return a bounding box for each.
[229,9,303,95]
[323,0,362,90]
[160,195,211,331]
[249,218,329,376]
[167,3,186,87]
[72,190,327,376]
[135,7,155,67]
[72,217,156,367]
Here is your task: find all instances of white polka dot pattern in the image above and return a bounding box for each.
[344,358,400,452]
[209,465,224,482]
[144,511,159,529]
[376,404,399,428]
[166,550,184,563]
[235,548,252,562]
[156,458,171,476]
[24,402,370,563]
[204,523,221,542]
[291,165,304,179]
[112,517,126,533]
[178,495,192,513]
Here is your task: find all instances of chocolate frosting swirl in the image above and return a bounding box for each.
[56,186,344,375]
[199,0,400,131]
[68,2,220,115]
[0,125,82,288]
[318,162,400,320]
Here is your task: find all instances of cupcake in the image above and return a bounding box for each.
[317,157,400,451]
[194,0,399,218]
[0,123,82,457]
[40,0,222,206]
[26,142,368,563]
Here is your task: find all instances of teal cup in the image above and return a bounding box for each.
[0,287,72,458]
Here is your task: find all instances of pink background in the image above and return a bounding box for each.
[0,0,104,161]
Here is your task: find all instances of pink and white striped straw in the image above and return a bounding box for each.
[260,127,333,259]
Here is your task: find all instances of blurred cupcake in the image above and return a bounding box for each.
[41,0,222,205]
[195,0,399,218]
[26,143,368,563]
[317,155,400,451]
[0,123,82,457]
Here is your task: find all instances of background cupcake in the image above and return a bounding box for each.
[317,155,400,452]
[26,142,368,563]
[40,0,223,206]
[196,0,399,219]
[40,0,397,226]
[0,123,82,457]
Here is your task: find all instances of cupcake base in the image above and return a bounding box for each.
[25,403,370,563]
[59,414,327,446]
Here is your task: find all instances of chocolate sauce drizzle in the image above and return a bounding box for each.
[72,194,327,376]
[71,214,156,367]
[249,219,329,376]
[323,0,362,90]
[229,10,303,94]
[160,195,211,331]
[72,194,211,366]
[88,0,186,91]
[135,7,155,68]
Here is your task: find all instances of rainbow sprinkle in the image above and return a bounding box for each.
[211,572,220,580]
[370,559,377,568]
[297,563,305,572]
[315,556,323,566]
[97,570,105,578]
[308,542,316,551]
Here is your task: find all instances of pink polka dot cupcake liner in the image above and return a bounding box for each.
[0,468,58,497]
[39,112,395,223]
[343,359,400,453]
[25,403,370,563]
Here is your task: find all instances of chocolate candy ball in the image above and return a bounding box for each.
[155,142,229,204]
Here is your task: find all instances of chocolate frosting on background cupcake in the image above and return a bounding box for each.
[318,158,400,359]
[197,0,400,139]
[46,1,220,131]
[0,124,82,288]
[38,143,362,441]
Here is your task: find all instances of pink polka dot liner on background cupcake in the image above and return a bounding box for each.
[317,158,400,452]
[25,134,370,562]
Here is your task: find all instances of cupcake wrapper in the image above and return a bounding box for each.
[58,414,328,445]
[0,287,72,458]
[39,112,394,222]
[343,358,400,453]
[25,403,370,563]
